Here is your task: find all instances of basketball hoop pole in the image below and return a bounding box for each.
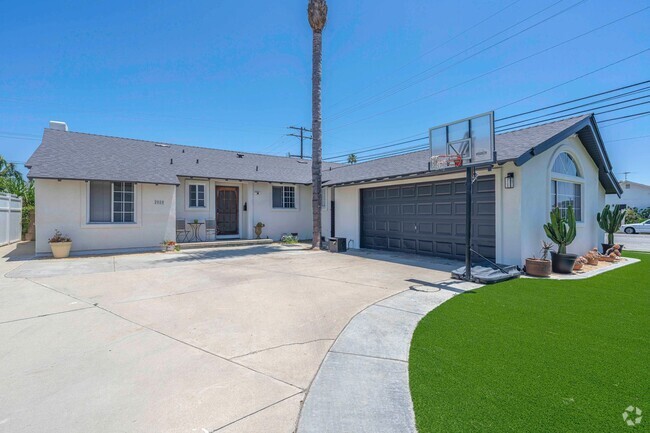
[464,166,473,281]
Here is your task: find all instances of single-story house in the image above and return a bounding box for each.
[606,180,650,210]
[26,114,621,265]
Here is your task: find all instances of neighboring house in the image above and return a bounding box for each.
[606,180,650,210]
[26,114,621,266]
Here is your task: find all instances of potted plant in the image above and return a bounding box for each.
[49,229,72,258]
[254,222,265,239]
[543,205,578,274]
[597,204,625,254]
[161,240,176,252]
[525,241,553,277]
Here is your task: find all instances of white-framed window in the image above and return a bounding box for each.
[188,183,206,208]
[552,152,581,177]
[272,185,296,209]
[551,180,582,221]
[321,187,328,209]
[550,152,582,222]
[89,181,135,223]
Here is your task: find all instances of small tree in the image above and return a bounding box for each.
[597,204,625,245]
[543,205,576,254]
[347,153,357,164]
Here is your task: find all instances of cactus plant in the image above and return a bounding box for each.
[597,204,625,245]
[543,205,576,254]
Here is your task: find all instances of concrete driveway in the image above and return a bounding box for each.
[0,242,456,433]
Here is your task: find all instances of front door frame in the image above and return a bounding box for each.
[215,185,240,239]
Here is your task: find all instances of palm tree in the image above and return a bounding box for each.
[347,153,357,164]
[308,0,328,248]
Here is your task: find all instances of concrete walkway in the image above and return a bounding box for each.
[297,280,481,433]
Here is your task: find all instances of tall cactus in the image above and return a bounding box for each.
[597,204,625,244]
[543,205,577,254]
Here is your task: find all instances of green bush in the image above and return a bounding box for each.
[21,205,34,235]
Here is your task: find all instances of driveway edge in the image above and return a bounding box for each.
[296,279,481,433]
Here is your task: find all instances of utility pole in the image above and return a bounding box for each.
[621,171,631,182]
[287,126,312,159]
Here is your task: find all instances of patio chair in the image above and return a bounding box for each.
[176,219,190,242]
[205,219,217,241]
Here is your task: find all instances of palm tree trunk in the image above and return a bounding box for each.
[311,29,323,248]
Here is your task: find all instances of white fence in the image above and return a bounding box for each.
[0,192,22,246]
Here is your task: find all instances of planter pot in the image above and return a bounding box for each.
[573,261,584,271]
[254,226,263,239]
[50,242,72,259]
[601,243,624,254]
[550,251,578,274]
[525,258,552,277]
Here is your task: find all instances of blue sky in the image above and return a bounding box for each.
[1,0,649,183]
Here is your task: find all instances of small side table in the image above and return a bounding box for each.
[188,222,204,242]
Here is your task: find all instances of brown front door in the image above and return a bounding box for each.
[216,186,239,235]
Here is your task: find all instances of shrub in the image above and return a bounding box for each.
[281,234,299,244]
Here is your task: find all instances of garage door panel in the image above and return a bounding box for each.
[360,175,495,260]
[387,187,400,198]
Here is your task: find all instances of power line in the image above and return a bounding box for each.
[326,0,581,122]
[328,142,429,163]
[325,81,650,164]
[607,134,650,142]
[324,0,523,111]
[0,134,40,141]
[325,9,650,132]
[600,112,650,128]
[495,81,650,122]
[325,136,427,160]
[599,111,650,123]
[286,126,312,159]
[496,99,650,132]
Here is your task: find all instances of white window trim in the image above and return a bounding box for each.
[186,181,208,211]
[111,182,136,224]
[272,184,299,211]
[84,181,140,227]
[548,148,584,224]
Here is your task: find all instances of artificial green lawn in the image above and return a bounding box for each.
[409,252,649,432]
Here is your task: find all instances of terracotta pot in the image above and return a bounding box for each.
[525,258,552,277]
[254,226,263,239]
[50,242,72,259]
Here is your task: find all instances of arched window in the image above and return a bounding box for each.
[552,152,581,177]
[550,152,582,221]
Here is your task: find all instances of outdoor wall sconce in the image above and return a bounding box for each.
[243,202,248,211]
[505,172,515,189]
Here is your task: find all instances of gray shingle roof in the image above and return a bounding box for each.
[322,115,592,185]
[26,114,619,194]
[26,129,340,185]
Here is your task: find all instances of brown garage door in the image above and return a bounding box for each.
[360,176,496,260]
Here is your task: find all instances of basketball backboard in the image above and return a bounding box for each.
[429,111,495,170]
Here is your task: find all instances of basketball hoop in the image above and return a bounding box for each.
[430,154,462,170]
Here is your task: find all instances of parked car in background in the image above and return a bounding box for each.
[621,219,650,234]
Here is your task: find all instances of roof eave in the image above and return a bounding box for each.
[513,115,622,197]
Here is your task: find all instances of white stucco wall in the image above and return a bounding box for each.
[606,182,650,209]
[34,179,176,254]
[501,135,605,265]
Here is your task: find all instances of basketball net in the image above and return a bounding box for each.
[430,154,463,170]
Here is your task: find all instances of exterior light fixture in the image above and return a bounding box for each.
[505,172,515,189]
